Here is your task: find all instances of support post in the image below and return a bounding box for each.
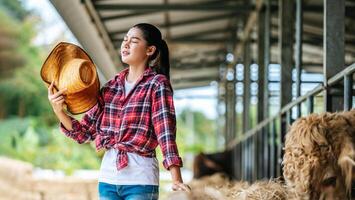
[323,0,345,112]
[295,0,303,118]
[278,0,295,177]
[263,0,271,179]
[243,40,251,133]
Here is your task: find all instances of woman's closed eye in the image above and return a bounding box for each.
[123,36,140,43]
[130,38,139,43]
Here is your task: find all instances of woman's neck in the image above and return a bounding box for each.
[127,63,146,83]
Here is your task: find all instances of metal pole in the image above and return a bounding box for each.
[344,75,353,111]
[279,0,295,178]
[323,0,345,112]
[243,40,251,132]
[307,96,314,114]
[295,0,303,118]
[263,0,271,179]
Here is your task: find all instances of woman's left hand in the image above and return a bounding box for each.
[172,181,191,192]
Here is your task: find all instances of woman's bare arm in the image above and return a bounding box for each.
[47,81,73,131]
[169,165,191,192]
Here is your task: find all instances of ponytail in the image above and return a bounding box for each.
[152,40,170,80]
[133,23,171,80]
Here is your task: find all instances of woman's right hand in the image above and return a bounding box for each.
[48,81,67,114]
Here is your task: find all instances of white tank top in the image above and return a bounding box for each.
[98,76,159,185]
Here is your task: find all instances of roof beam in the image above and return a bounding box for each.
[109,12,238,37]
[95,3,254,11]
[172,80,214,90]
[82,0,122,68]
[113,38,231,46]
[170,38,230,44]
[164,0,171,40]
[49,0,119,81]
[100,0,236,21]
[171,67,219,80]
[234,0,263,57]
[101,11,156,21]
[171,49,227,62]
[173,27,237,40]
[269,3,355,13]
[172,60,223,69]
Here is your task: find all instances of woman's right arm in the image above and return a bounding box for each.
[54,108,73,131]
[48,81,102,144]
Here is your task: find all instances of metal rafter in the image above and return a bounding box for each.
[94,3,254,11]
[109,12,239,37]
[171,60,223,69]
[82,0,121,67]
[98,0,237,21]
[173,27,238,41]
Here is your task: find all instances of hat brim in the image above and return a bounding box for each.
[40,42,100,115]
[41,42,95,88]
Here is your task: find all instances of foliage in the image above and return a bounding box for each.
[177,108,217,153]
[0,0,29,21]
[0,117,101,174]
[0,3,55,122]
[0,0,99,167]
[0,10,26,78]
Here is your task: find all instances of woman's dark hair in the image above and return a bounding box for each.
[133,23,170,80]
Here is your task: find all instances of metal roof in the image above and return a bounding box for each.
[50,0,355,89]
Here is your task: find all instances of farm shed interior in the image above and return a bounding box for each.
[50,0,355,181]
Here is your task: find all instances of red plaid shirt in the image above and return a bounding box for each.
[60,67,183,170]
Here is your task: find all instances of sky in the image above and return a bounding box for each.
[22,0,219,119]
[22,0,78,45]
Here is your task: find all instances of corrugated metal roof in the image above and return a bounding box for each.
[51,0,355,89]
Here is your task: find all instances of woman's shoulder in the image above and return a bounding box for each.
[149,74,173,92]
[151,73,169,83]
[102,68,128,88]
[150,74,170,86]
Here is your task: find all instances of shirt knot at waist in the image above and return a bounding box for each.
[96,137,156,171]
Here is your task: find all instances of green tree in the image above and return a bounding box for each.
[0,0,101,174]
[0,10,26,78]
[177,108,217,153]
[0,2,55,122]
[0,0,29,21]
[0,117,101,175]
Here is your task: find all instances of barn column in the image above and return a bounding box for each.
[278,0,294,177]
[295,0,303,117]
[241,39,252,180]
[256,0,271,179]
[323,0,345,112]
[242,40,251,133]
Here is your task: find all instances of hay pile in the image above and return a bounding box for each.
[166,173,247,200]
[236,179,297,200]
[166,173,296,200]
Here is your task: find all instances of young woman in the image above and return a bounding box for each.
[48,23,190,200]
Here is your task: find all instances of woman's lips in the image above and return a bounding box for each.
[121,50,130,56]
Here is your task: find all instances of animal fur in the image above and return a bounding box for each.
[283,110,355,199]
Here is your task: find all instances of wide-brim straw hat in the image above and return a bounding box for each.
[40,42,100,115]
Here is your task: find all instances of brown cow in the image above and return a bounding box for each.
[193,149,233,179]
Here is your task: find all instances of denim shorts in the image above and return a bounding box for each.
[98,182,159,200]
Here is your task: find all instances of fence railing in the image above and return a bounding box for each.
[227,62,355,181]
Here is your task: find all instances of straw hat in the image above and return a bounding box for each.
[40,42,100,115]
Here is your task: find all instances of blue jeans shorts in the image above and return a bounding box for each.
[98,182,159,200]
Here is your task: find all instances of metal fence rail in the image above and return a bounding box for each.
[228,62,355,181]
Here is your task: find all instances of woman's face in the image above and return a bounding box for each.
[120,27,155,66]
